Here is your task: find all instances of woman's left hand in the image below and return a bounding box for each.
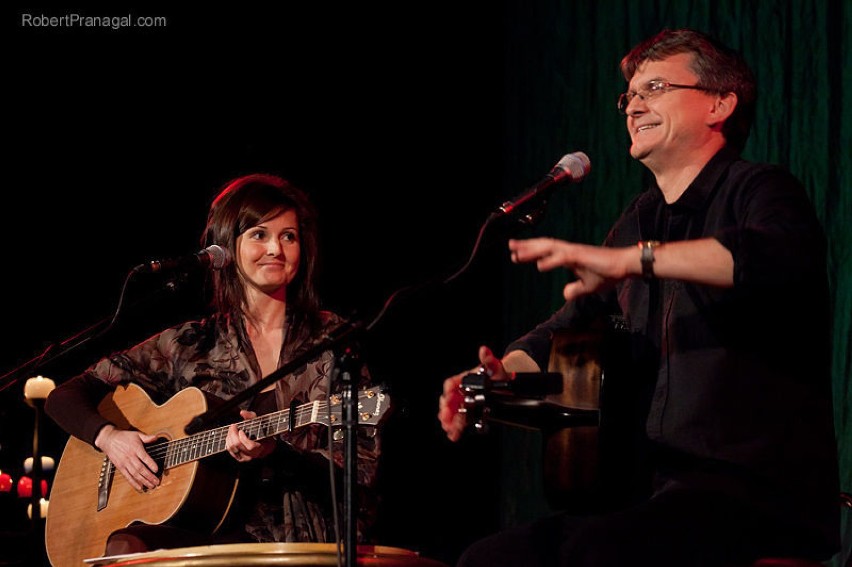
[226,409,276,462]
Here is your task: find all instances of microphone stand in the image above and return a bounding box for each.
[0,271,193,394]
[336,346,361,567]
[0,317,110,394]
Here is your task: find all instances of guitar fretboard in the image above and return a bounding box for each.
[100,387,384,484]
[162,400,327,468]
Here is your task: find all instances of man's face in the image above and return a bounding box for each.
[623,52,717,167]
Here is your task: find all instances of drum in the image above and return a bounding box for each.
[84,542,449,566]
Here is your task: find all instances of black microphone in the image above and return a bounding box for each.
[496,151,591,217]
[132,244,231,273]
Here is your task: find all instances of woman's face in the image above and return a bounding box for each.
[236,209,301,295]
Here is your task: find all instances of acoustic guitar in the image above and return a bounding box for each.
[461,322,651,514]
[45,382,390,567]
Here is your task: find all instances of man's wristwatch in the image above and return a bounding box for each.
[638,240,661,280]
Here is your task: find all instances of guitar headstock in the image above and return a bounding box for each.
[326,388,390,427]
[458,370,567,434]
[459,370,491,433]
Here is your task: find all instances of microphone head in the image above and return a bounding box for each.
[204,244,231,270]
[553,151,591,182]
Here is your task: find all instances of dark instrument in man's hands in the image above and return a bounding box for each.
[459,323,650,513]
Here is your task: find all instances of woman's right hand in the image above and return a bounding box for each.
[95,424,161,491]
[438,346,507,442]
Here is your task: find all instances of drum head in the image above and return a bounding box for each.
[85,542,449,566]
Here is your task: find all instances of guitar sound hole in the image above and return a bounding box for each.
[142,437,168,490]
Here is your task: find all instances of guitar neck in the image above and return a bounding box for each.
[163,400,325,469]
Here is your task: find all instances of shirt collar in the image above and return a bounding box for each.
[652,145,742,212]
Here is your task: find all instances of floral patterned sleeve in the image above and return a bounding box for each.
[45,321,209,445]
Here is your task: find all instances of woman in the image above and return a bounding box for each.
[45,173,381,555]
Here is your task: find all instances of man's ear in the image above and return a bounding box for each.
[708,91,738,127]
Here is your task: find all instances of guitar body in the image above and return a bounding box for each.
[543,328,607,512]
[45,383,239,567]
[544,323,652,513]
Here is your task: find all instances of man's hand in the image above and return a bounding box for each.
[509,238,634,301]
[438,346,507,442]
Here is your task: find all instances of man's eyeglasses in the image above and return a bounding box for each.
[617,80,714,114]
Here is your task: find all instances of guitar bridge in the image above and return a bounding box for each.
[97,457,113,511]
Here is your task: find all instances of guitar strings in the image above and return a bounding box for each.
[105,390,379,467]
[136,402,332,462]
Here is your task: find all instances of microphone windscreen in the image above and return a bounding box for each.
[204,245,231,270]
[555,152,591,182]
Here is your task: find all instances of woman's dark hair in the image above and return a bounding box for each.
[202,173,321,351]
[620,28,756,152]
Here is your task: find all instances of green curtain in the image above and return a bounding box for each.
[497,0,851,564]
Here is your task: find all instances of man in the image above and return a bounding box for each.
[438,28,840,567]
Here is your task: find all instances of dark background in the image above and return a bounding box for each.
[3,4,518,565]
